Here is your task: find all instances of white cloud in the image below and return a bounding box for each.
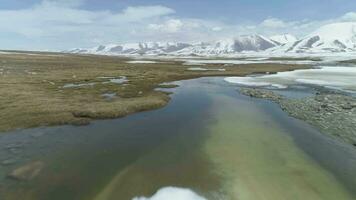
[42,0,86,8]
[0,1,176,49]
[261,18,288,28]
[341,12,356,21]
[148,19,184,33]
[212,26,222,31]
[0,0,356,50]
[121,6,175,21]
[255,11,356,37]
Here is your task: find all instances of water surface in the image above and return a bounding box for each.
[0,77,355,200]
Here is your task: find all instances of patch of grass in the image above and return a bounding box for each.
[0,51,309,132]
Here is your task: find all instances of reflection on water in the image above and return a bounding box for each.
[0,77,355,200]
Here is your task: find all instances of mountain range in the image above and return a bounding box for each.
[66,22,356,56]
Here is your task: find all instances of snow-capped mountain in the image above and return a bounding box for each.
[286,22,356,53]
[66,22,356,56]
[67,35,278,56]
[230,34,278,52]
[175,35,278,55]
[67,42,192,55]
[270,34,298,45]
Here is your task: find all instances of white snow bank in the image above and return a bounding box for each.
[225,66,356,92]
[132,187,206,200]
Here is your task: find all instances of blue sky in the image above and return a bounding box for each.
[1,0,356,50]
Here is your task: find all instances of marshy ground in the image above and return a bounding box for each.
[0,51,308,132]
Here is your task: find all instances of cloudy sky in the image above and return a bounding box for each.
[1,0,356,50]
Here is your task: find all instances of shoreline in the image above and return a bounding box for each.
[238,87,356,147]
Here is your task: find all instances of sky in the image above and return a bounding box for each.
[1,0,356,50]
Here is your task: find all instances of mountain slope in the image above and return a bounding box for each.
[270,34,298,45]
[175,35,278,55]
[286,22,356,53]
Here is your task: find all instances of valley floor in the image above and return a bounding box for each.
[0,51,308,132]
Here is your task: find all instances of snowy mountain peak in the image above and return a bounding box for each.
[287,22,356,53]
[270,34,298,44]
[233,34,278,52]
[309,22,356,43]
[66,22,356,55]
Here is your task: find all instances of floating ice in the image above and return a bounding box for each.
[132,187,206,200]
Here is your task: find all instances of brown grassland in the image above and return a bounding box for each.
[0,51,309,132]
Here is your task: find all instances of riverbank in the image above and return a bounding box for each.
[239,88,356,147]
[0,51,309,132]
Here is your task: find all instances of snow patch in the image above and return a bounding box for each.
[101,93,116,100]
[63,83,96,88]
[225,66,356,92]
[132,187,206,200]
[109,76,128,84]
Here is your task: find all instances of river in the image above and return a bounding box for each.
[0,77,355,200]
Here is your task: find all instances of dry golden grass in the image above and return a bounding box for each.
[0,51,309,132]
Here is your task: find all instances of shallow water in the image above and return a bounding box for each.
[0,78,355,200]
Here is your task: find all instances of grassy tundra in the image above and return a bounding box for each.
[0,51,308,132]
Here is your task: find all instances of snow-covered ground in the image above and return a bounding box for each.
[225,66,356,93]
